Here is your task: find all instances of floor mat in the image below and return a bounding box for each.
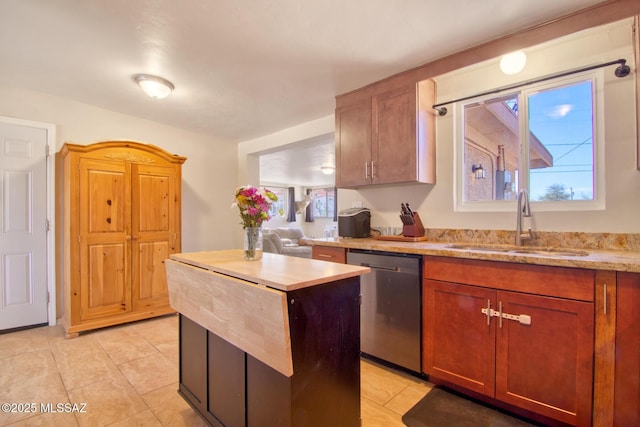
[402,386,541,427]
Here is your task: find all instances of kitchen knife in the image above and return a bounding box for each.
[406,203,413,215]
[405,203,415,224]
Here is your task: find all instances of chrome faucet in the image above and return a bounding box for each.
[515,189,533,246]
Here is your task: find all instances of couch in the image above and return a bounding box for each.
[263,228,312,258]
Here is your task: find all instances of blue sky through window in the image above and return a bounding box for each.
[527,81,594,200]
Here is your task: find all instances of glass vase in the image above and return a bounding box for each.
[243,227,263,261]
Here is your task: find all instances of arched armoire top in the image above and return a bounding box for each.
[59,140,187,164]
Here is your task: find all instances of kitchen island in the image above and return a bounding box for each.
[165,249,370,427]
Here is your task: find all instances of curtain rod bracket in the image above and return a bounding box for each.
[615,59,630,77]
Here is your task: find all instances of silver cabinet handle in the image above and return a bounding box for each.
[364,162,369,178]
[603,283,607,315]
[485,299,491,325]
[370,161,376,178]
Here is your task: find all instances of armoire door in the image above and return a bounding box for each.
[131,163,177,311]
[79,158,131,321]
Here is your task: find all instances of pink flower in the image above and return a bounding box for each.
[233,185,278,228]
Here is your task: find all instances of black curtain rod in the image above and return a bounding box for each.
[432,58,630,116]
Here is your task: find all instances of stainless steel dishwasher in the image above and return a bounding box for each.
[347,250,422,373]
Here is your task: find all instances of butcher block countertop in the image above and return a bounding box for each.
[166,249,368,377]
[169,249,370,291]
[306,237,640,273]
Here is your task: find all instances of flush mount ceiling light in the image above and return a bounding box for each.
[133,74,174,99]
[499,50,527,75]
[320,165,335,175]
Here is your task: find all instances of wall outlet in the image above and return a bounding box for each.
[351,201,363,208]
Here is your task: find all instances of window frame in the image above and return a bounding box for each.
[309,187,336,219]
[266,186,288,218]
[454,70,605,213]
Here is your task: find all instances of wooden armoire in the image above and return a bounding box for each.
[57,141,186,337]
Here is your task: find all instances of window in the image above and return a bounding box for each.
[309,187,335,218]
[266,187,288,218]
[457,72,603,211]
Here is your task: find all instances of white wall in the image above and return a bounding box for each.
[0,84,239,252]
[237,19,640,235]
[339,19,640,234]
[237,115,336,240]
[237,115,335,183]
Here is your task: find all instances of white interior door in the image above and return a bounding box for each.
[0,121,48,330]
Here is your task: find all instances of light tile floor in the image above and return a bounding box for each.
[0,315,433,426]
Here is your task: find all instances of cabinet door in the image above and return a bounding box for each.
[335,99,372,187]
[372,86,417,185]
[78,158,131,320]
[131,164,177,311]
[495,291,594,426]
[209,332,246,427]
[615,272,640,426]
[179,315,207,413]
[423,279,496,396]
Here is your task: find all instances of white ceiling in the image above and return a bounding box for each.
[0,0,605,144]
[1,0,607,188]
[259,133,335,188]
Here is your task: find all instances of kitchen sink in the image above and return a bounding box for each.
[510,248,589,257]
[446,244,589,257]
[446,244,511,252]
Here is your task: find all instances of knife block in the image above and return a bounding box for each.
[402,212,425,237]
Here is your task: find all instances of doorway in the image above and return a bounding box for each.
[0,117,55,331]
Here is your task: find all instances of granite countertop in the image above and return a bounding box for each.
[305,237,640,273]
[169,249,370,291]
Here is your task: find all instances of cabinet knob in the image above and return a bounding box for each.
[106,217,111,224]
[125,235,131,241]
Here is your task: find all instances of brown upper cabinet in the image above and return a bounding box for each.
[333,1,640,187]
[335,80,436,188]
[57,141,186,337]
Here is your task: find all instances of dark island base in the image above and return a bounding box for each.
[178,277,361,427]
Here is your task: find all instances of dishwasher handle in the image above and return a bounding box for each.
[359,263,399,272]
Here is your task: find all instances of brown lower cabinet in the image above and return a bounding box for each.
[311,245,347,263]
[614,272,640,426]
[178,276,361,427]
[423,256,595,426]
[180,316,252,427]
